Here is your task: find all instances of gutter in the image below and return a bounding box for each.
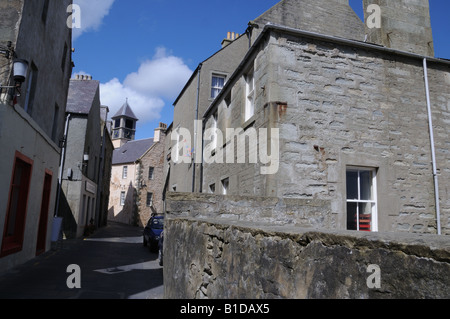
[423,58,442,235]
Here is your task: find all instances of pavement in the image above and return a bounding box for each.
[0,222,164,299]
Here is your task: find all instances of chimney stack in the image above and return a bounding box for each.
[221,31,240,48]
[363,0,434,56]
[154,122,167,143]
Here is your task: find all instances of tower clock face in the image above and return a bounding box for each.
[113,130,120,139]
[124,129,132,139]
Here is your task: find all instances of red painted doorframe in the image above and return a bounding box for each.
[1,151,33,258]
[36,169,53,256]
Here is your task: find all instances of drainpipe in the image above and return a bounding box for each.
[192,64,202,193]
[423,58,441,235]
[55,113,71,217]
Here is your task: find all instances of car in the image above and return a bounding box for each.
[143,215,164,253]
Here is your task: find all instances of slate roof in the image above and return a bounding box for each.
[66,79,100,114]
[112,100,138,120]
[112,138,154,165]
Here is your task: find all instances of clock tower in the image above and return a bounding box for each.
[111,99,138,149]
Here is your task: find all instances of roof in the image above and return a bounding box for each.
[112,138,154,165]
[111,100,138,120]
[66,79,100,114]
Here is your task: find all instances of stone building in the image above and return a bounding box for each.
[108,115,168,227]
[169,0,449,235]
[0,0,72,272]
[57,76,112,238]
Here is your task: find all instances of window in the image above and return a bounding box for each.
[211,74,226,99]
[24,62,38,115]
[42,0,50,24]
[209,183,216,194]
[114,119,121,129]
[61,43,68,72]
[245,68,255,121]
[122,166,128,179]
[120,191,126,206]
[125,119,134,130]
[146,192,153,207]
[211,111,218,153]
[346,167,378,232]
[148,167,155,180]
[221,178,229,195]
[1,152,33,257]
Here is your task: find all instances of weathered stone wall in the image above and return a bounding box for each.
[166,192,334,229]
[137,132,167,226]
[164,213,450,299]
[202,27,450,235]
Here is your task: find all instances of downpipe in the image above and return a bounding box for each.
[423,58,441,235]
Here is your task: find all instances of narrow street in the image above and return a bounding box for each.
[0,222,163,299]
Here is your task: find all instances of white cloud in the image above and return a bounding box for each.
[98,48,193,126]
[124,47,193,100]
[72,0,116,40]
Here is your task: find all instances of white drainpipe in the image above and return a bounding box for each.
[423,58,441,235]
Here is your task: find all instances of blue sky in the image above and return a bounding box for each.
[72,0,450,141]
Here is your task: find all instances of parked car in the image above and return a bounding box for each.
[143,215,164,253]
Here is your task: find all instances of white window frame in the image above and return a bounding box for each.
[221,177,229,195]
[209,183,216,194]
[245,68,255,122]
[346,167,378,232]
[146,192,153,207]
[148,167,155,180]
[122,166,128,179]
[120,191,126,206]
[211,74,226,99]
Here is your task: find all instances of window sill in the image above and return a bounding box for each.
[242,115,255,130]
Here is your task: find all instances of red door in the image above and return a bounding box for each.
[1,152,33,257]
[36,171,52,256]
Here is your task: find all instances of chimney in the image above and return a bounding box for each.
[363,0,434,56]
[154,122,167,143]
[221,31,240,48]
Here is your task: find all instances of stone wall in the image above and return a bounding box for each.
[202,26,450,235]
[137,132,167,226]
[164,194,450,299]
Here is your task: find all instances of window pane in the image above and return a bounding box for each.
[346,170,358,200]
[358,202,372,231]
[347,202,357,230]
[360,170,373,200]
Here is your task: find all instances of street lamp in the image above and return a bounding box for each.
[12,59,28,83]
[0,43,28,95]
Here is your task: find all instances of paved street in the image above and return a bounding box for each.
[0,222,163,299]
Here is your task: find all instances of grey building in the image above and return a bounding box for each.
[168,0,449,236]
[200,0,449,235]
[0,0,72,272]
[58,76,107,238]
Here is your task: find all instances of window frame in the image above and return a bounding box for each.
[346,167,378,232]
[244,68,255,122]
[146,192,153,207]
[211,74,226,99]
[120,191,126,206]
[122,166,128,179]
[221,177,229,195]
[148,167,155,180]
